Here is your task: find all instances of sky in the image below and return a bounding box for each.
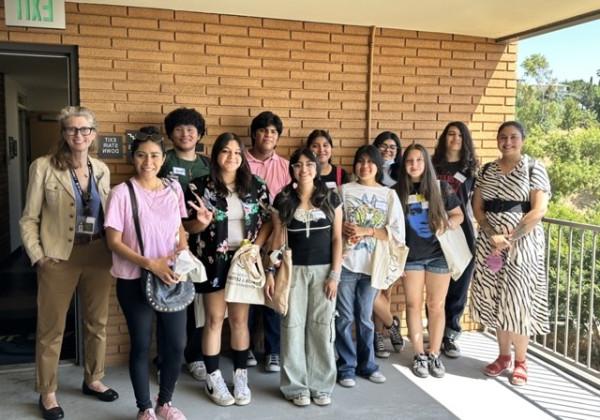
[517,19,600,83]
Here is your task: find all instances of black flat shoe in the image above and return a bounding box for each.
[82,381,119,402]
[38,396,64,420]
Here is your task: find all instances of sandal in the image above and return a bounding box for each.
[483,355,512,377]
[510,360,527,386]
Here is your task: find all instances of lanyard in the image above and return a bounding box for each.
[70,160,94,216]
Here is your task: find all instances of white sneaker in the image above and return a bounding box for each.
[368,370,386,384]
[205,370,234,406]
[291,395,310,406]
[312,393,331,406]
[247,350,258,367]
[187,361,207,382]
[265,353,280,372]
[338,378,356,388]
[232,369,251,406]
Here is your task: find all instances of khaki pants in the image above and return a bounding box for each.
[281,264,337,399]
[35,238,113,393]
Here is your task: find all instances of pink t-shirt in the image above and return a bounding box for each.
[245,150,291,203]
[104,178,187,280]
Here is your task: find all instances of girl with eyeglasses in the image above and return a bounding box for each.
[184,132,271,407]
[105,126,189,420]
[335,145,405,388]
[20,106,118,420]
[266,148,343,407]
[373,131,402,187]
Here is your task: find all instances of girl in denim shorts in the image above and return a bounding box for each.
[394,144,463,379]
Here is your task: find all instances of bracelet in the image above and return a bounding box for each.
[328,270,341,282]
[265,266,277,274]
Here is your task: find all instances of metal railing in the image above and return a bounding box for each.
[529,217,600,386]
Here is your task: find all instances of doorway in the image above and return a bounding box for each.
[0,43,79,367]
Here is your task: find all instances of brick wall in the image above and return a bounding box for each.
[0,3,516,364]
[0,73,9,260]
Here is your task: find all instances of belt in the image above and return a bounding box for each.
[73,232,104,245]
[484,199,531,213]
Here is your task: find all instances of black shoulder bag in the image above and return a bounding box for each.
[125,180,194,312]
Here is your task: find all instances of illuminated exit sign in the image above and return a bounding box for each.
[4,0,66,29]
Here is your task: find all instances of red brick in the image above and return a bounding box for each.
[263,18,304,30]
[302,41,341,53]
[416,67,451,76]
[221,15,262,27]
[78,4,127,16]
[9,32,61,43]
[221,35,262,48]
[111,16,158,29]
[129,28,174,41]
[208,66,249,77]
[304,22,343,33]
[205,23,248,36]
[127,50,173,62]
[174,11,219,23]
[249,27,290,39]
[291,50,330,61]
[206,45,248,57]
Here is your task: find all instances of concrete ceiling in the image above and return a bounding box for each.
[74,0,600,40]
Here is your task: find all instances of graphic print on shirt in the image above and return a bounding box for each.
[344,192,387,252]
[407,193,432,239]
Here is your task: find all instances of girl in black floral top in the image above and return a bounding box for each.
[185,132,271,407]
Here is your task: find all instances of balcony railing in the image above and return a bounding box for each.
[529,217,600,387]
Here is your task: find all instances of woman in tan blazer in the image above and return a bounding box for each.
[20,106,118,420]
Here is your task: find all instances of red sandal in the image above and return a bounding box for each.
[483,355,512,377]
[510,360,527,386]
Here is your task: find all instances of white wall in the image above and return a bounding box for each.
[4,76,25,252]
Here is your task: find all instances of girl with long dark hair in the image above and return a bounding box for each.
[185,132,271,407]
[266,147,343,407]
[431,122,478,359]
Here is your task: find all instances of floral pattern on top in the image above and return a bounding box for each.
[185,174,270,292]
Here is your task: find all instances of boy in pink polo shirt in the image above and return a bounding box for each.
[245,111,291,372]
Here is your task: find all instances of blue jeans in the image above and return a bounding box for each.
[405,256,450,274]
[335,267,379,380]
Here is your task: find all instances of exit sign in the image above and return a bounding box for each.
[4,0,66,29]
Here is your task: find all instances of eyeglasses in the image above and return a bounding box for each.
[134,132,164,142]
[378,144,397,151]
[64,127,94,136]
[291,162,317,170]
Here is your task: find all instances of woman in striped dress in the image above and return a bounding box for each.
[471,121,551,386]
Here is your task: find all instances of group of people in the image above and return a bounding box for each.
[20,105,551,420]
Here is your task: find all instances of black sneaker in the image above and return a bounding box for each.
[374,332,390,358]
[442,337,461,359]
[388,316,404,351]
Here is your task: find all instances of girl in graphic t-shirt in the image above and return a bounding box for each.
[431,122,478,360]
[335,145,405,388]
[394,144,463,380]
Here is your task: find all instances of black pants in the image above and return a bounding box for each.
[444,257,475,338]
[184,303,203,363]
[117,278,186,410]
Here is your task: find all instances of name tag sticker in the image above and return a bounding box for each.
[325,181,337,189]
[454,172,467,183]
[172,167,186,176]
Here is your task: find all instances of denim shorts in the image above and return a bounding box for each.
[404,256,450,274]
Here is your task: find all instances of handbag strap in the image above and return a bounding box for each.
[125,180,146,257]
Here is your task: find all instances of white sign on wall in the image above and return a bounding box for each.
[4,0,66,29]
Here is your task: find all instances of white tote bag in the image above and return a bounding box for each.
[225,243,266,305]
[371,226,409,290]
[436,227,472,281]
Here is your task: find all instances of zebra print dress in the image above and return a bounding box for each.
[471,155,551,336]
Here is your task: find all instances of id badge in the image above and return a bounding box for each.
[77,216,96,234]
[172,167,186,176]
[454,172,467,183]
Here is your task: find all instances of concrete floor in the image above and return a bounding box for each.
[2,332,599,420]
